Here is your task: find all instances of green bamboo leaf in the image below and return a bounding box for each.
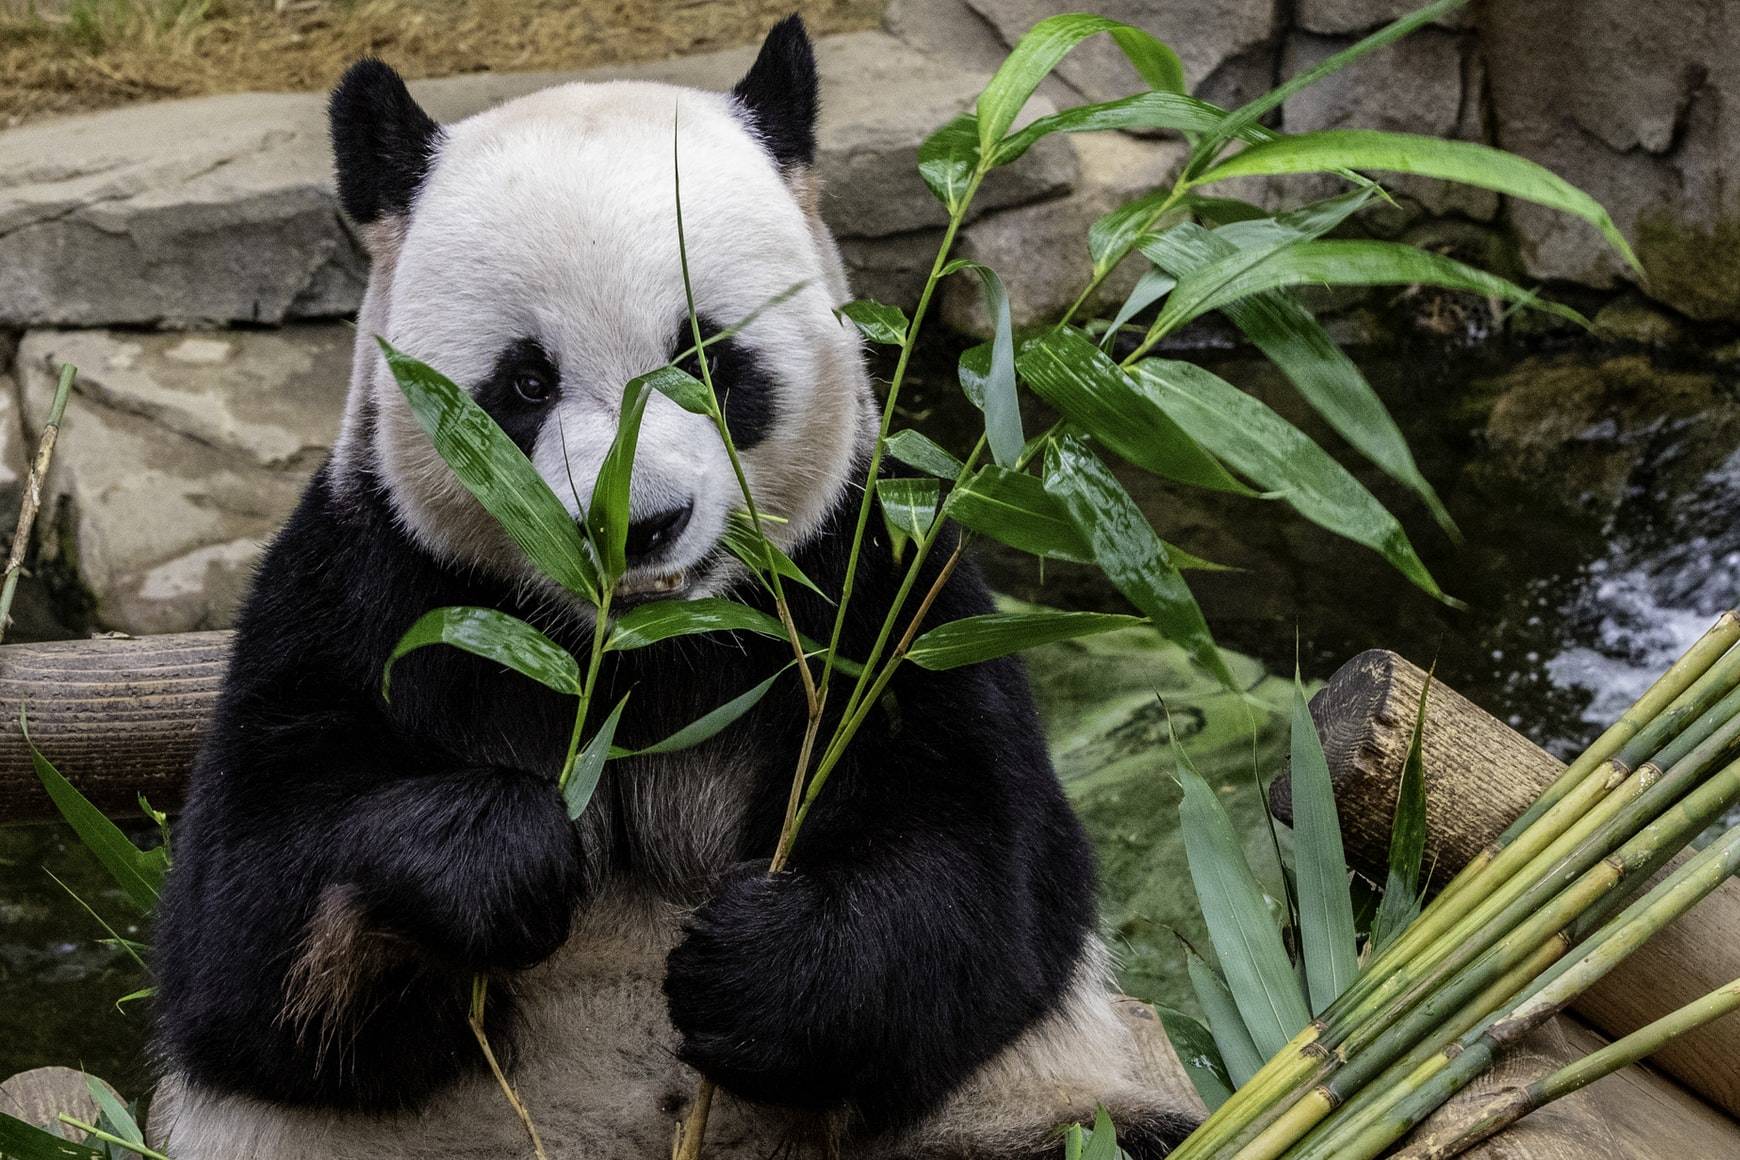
[114,986,154,1011]
[1287,670,1360,1014]
[1168,239,1588,326]
[25,709,164,916]
[1043,435,1234,689]
[636,364,716,417]
[1189,0,1470,170]
[1371,671,1433,956]
[1185,946,1267,1086]
[1090,190,1173,278]
[918,112,981,213]
[1079,1105,1121,1160]
[876,477,942,544]
[1065,1125,1085,1160]
[1193,129,1639,271]
[1126,358,1453,605]
[615,664,791,757]
[81,1076,141,1148]
[883,430,964,480]
[946,260,1023,468]
[605,597,790,652]
[977,14,1185,155]
[1155,1003,1235,1110]
[906,609,1145,670]
[1175,737,1313,1057]
[586,376,653,581]
[383,606,578,700]
[837,300,910,346]
[995,90,1248,166]
[1143,189,1374,342]
[565,692,628,820]
[0,1113,103,1160]
[1099,266,1176,351]
[378,339,599,602]
[45,870,147,973]
[1017,328,1247,494]
[1141,222,1456,539]
[722,510,825,598]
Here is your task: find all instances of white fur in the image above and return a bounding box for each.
[334,80,874,600]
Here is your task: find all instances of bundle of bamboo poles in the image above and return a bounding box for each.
[1172,609,1740,1160]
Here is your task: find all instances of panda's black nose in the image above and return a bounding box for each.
[623,502,694,566]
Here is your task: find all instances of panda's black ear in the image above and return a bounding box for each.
[329,58,442,225]
[731,14,820,169]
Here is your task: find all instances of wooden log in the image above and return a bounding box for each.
[0,632,229,824]
[1273,648,1740,1122]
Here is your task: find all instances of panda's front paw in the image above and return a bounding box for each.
[664,867,847,1110]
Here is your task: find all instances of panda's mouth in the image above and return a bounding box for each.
[614,567,692,601]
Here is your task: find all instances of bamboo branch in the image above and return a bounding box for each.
[0,363,76,647]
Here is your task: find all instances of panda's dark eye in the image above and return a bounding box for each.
[513,370,552,404]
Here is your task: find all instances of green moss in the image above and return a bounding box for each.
[1636,212,1740,324]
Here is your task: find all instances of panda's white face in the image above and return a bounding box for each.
[341,75,870,605]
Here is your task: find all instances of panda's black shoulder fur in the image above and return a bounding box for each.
[153,458,1098,1129]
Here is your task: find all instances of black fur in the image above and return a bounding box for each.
[674,316,777,449]
[473,338,562,455]
[152,458,1099,1133]
[731,15,820,169]
[329,58,442,224]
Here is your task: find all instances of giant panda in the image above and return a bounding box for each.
[149,17,1198,1160]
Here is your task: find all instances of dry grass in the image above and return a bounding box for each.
[0,0,886,127]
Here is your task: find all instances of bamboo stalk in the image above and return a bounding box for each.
[0,363,76,647]
[1395,977,1740,1160]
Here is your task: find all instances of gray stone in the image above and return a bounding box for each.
[1280,30,1496,222]
[0,32,1074,328]
[15,326,349,634]
[0,371,26,535]
[838,228,951,310]
[964,0,1278,105]
[942,132,1188,334]
[1297,0,1471,34]
[1482,0,1740,320]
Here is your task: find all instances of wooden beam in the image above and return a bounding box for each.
[0,632,228,824]
[1274,648,1740,1122]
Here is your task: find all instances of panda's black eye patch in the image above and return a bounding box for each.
[475,338,559,455]
[670,316,776,450]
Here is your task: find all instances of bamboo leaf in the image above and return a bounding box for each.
[25,709,164,915]
[45,870,147,973]
[996,90,1249,166]
[976,14,1186,156]
[1126,358,1453,605]
[1143,189,1374,342]
[1090,190,1173,279]
[114,987,154,1011]
[1186,946,1267,1086]
[1141,222,1456,539]
[1193,129,1639,271]
[722,510,825,598]
[1079,1105,1121,1160]
[907,609,1145,670]
[0,1113,103,1160]
[1100,266,1176,350]
[1044,436,1234,689]
[946,260,1024,467]
[884,430,964,480]
[1189,0,1470,169]
[586,376,653,581]
[1017,328,1248,494]
[1287,671,1360,1014]
[383,606,579,700]
[1371,672,1433,956]
[565,692,628,819]
[615,664,791,757]
[918,112,980,213]
[81,1077,141,1148]
[636,364,716,417]
[605,597,790,652]
[1175,737,1313,1057]
[838,300,910,346]
[876,476,942,544]
[1162,239,1588,326]
[1155,1003,1235,1110]
[378,339,599,602]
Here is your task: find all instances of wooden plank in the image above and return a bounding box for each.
[0,632,228,824]
[1273,648,1740,1122]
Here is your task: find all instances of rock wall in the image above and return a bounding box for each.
[0,0,1733,635]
